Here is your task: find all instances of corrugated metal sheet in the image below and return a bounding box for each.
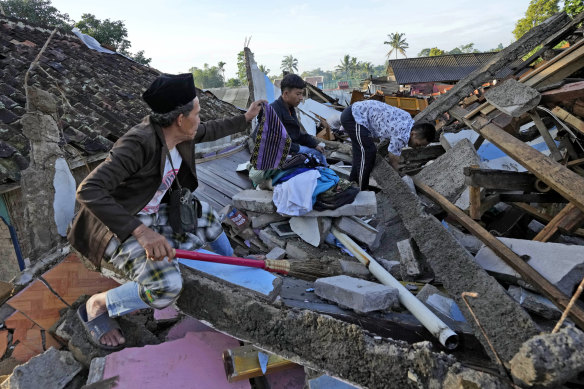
[387,53,518,85]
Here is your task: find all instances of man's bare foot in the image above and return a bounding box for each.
[86,293,125,347]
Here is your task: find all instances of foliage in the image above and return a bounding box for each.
[384,32,408,59]
[489,43,505,52]
[1,0,72,29]
[429,47,445,56]
[417,48,431,57]
[236,50,248,85]
[513,0,559,40]
[131,50,151,66]
[76,13,130,53]
[217,61,226,86]
[225,78,242,87]
[189,63,224,89]
[281,55,299,74]
[563,0,584,16]
[258,64,270,75]
[335,54,357,78]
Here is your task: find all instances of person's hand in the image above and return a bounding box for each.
[244,100,268,122]
[132,224,174,261]
[315,145,325,153]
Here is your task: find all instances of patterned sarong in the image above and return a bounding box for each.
[250,102,291,170]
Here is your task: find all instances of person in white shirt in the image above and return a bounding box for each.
[341,100,435,190]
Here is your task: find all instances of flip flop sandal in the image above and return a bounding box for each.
[77,304,125,351]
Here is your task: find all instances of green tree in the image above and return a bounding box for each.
[564,0,584,16]
[417,48,431,57]
[258,64,270,75]
[75,13,130,53]
[132,50,151,66]
[217,61,226,86]
[1,0,72,28]
[384,32,408,59]
[236,50,248,85]
[189,63,223,89]
[335,54,357,78]
[489,43,505,52]
[429,47,446,56]
[513,0,559,40]
[359,61,375,78]
[281,55,299,74]
[225,78,242,87]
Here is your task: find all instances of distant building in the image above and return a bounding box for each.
[304,76,324,89]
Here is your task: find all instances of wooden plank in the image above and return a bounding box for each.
[451,106,584,214]
[223,344,298,382]
[541,80,584,103]
[469,185,481,220]
[414,180,584,330]
[463,167,537,192]
[514,202,584,239]
[528,110,563,161]
[522,43,584,89]
[551,106,584,136]
[533,203,584,242]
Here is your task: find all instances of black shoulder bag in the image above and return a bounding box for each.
[166,150,199,234]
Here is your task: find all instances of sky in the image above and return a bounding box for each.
[49,0,533,80]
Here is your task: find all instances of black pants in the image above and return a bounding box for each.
[341,105,376,190]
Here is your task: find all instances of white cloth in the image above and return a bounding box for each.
[139,148,182,215]
[272,170,321,216]
[351,100,414,156]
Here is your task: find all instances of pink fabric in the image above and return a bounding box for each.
[103,331,249,388]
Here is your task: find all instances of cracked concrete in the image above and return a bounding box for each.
[176,266,509,388]
[371,157,539,363]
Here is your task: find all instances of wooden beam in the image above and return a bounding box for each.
[463,167,537,192]
[469,185,481,220]
[533,203,584,242]
[522,42,584,89]
[541,80,584,103]
[551,106,584,136]
[451,106,584,214]
[414,180,584,330]
[512,202,584,238]
[498,193,566,203]
[528,109,563,161]
[223,345,298,382]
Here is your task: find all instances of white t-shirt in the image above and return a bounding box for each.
[139,147,182,215]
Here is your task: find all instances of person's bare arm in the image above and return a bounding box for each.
[387,153,400,171]
[132,224,174,261]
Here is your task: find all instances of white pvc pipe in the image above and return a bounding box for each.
[332,227,459,350]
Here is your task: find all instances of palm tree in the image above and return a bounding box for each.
[259,64,270,75]
[217,61,226,86]
[360,61,374,78]
[281,55,298,74]
[384,32,409,59]
[336,54,355,78]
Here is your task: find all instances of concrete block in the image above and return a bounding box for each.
[304,191,377,217]
[474,237,584,296]
[232,190,276,214]
[258,227,287,250]
[510,325,584,388]
[414,139,481,205]
[247,211,288,229]
[1,347,82,389]
[339,259,371,279]
[333,216,378,248]
[270,221,298,237]
[485,78,541,117]
[397,239,423,280]
[290,217,331,247]
[377,259,402,280]
[266,247,286,260]
[508,286,561,320]
[416,284,466,323]
[444,223,484,254]
[314,275,398,313]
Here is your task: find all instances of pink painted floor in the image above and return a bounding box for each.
[103,331,250,389]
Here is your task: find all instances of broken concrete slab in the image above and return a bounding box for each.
[507,286,562,320]
[484,78,541,117]
[372,157,539,363]
[177,266,508,388]
[338,259,372,280]
[333,216,378,248]
[266,247,286,260]
[397,239,423,280]
[414,139,481,206]
[304,191,377,217]
[290,217,332,247]
[474,237,584,296]
[232,190,276,214]
[377,259,402,280]
[178,260,282,302]
[510,325,584,388]
[269,221,298,237]
[258,227,287,250]
[443,223,484,255]
[0,347,81,389]
[314,275,398,314]
[247,211,288,229]
[285,238,341,260]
